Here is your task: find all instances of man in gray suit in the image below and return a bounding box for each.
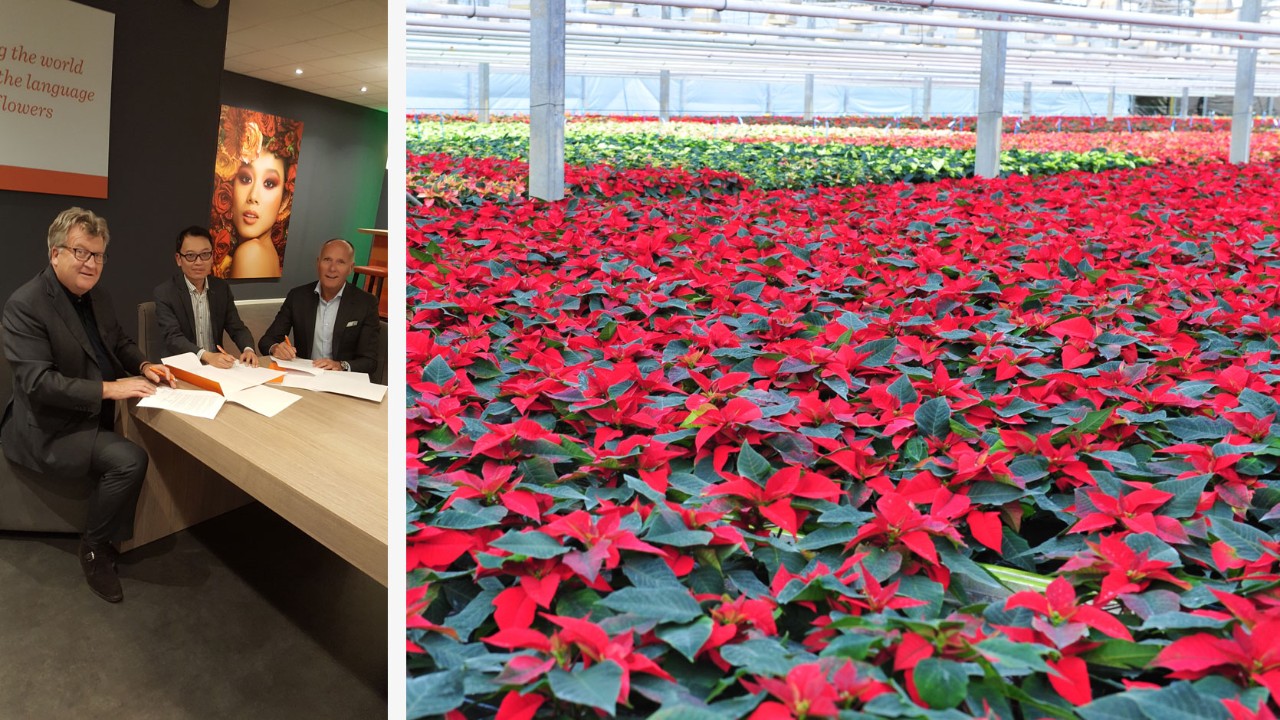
[1,207,174,603]
[153,225,258,367]
[259,238,379,374]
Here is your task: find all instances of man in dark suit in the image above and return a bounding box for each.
[2,207,174,603]
[258,238,379,374]
[153,226,258,367]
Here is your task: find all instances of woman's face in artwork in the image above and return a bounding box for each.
[230,151,287,241]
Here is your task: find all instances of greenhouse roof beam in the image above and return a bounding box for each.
[407,19,1280,84]
[408,24,1266,74]
[408,44,1277,96]
[408,8,1280,58]
[409,55,1271,96]
[408,0,1280,49]
[863,0,1280,36]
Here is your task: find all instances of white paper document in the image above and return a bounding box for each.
[224,385,301,418]
[161,352,285,394]
[162,352,204,373]
[201,365,286,394]
[136,386,226,419]
[279,371,386,402]
[271,357,325,375]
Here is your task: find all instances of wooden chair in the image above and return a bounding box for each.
[350,266,387,320]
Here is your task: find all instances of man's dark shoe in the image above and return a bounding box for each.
[79,540,123,603]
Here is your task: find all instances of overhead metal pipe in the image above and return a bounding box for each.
[606,0,1280,40]
[409,45,1274,99]
[408,0,1280,49]
[408,22,1280,87]
[407,8,1280,62]
[409,29,1266,83]
[862,0,1280,36]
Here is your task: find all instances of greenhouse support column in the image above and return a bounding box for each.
[1230,0,1261,164]
[530,0,565,201]
[1106,86,1116,121]
[478,63,491,124]
[660,70,671,123]
[1268,96,1275,117]
[1180,88,1190,118]
[804,74,814,122]
[1021,81,1031,121]
[921,77,932,122]
[975,19,1007,179]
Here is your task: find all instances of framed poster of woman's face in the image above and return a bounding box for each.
[208,105,304,279]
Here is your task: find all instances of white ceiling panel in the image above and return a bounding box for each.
[225,0,388,111]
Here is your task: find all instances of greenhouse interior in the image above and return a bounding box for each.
[407,0,1280,718]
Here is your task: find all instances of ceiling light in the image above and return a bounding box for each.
[295,68,304,75]
[361,86,368,92]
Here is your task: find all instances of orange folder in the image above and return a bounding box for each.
[162,365,225,395]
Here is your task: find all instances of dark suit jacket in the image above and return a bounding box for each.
[153,273,255,357]
[258,282,379,374]
[1,266,147,477]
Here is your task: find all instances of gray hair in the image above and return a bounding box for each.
[47,207,110,252]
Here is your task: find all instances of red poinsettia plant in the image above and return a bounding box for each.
[407,124,1280,720]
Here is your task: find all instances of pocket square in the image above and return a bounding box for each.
[345,320,359,327]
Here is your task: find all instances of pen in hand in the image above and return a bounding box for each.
[273,335,298,361]
[210,345,236,369]
[145,363,177,388]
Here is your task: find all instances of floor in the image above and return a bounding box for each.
[0,503,387,719]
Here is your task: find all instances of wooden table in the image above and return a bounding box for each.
[119,386,389,586]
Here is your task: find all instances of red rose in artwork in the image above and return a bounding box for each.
[211,178,233,217]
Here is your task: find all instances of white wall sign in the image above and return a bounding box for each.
[0,0,114,198]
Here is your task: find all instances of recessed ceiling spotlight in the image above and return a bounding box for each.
[361,86,368,92]
[295,68,304,75]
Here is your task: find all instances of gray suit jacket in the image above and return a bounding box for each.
[1,266,147,477]
[257,282,379,374]
[153,273,255,357]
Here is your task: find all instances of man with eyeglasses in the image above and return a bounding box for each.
[153,226,258,368]
[1,207,175,603]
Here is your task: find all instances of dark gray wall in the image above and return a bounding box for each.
[0,1,388,328]
[218,72,388,301]
[0,0,229,327]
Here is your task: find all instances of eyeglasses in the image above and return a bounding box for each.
[179,251,213,262]
[58,245,107,265]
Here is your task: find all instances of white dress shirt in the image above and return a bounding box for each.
[185,276,214,356]
[312,282,345,361]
